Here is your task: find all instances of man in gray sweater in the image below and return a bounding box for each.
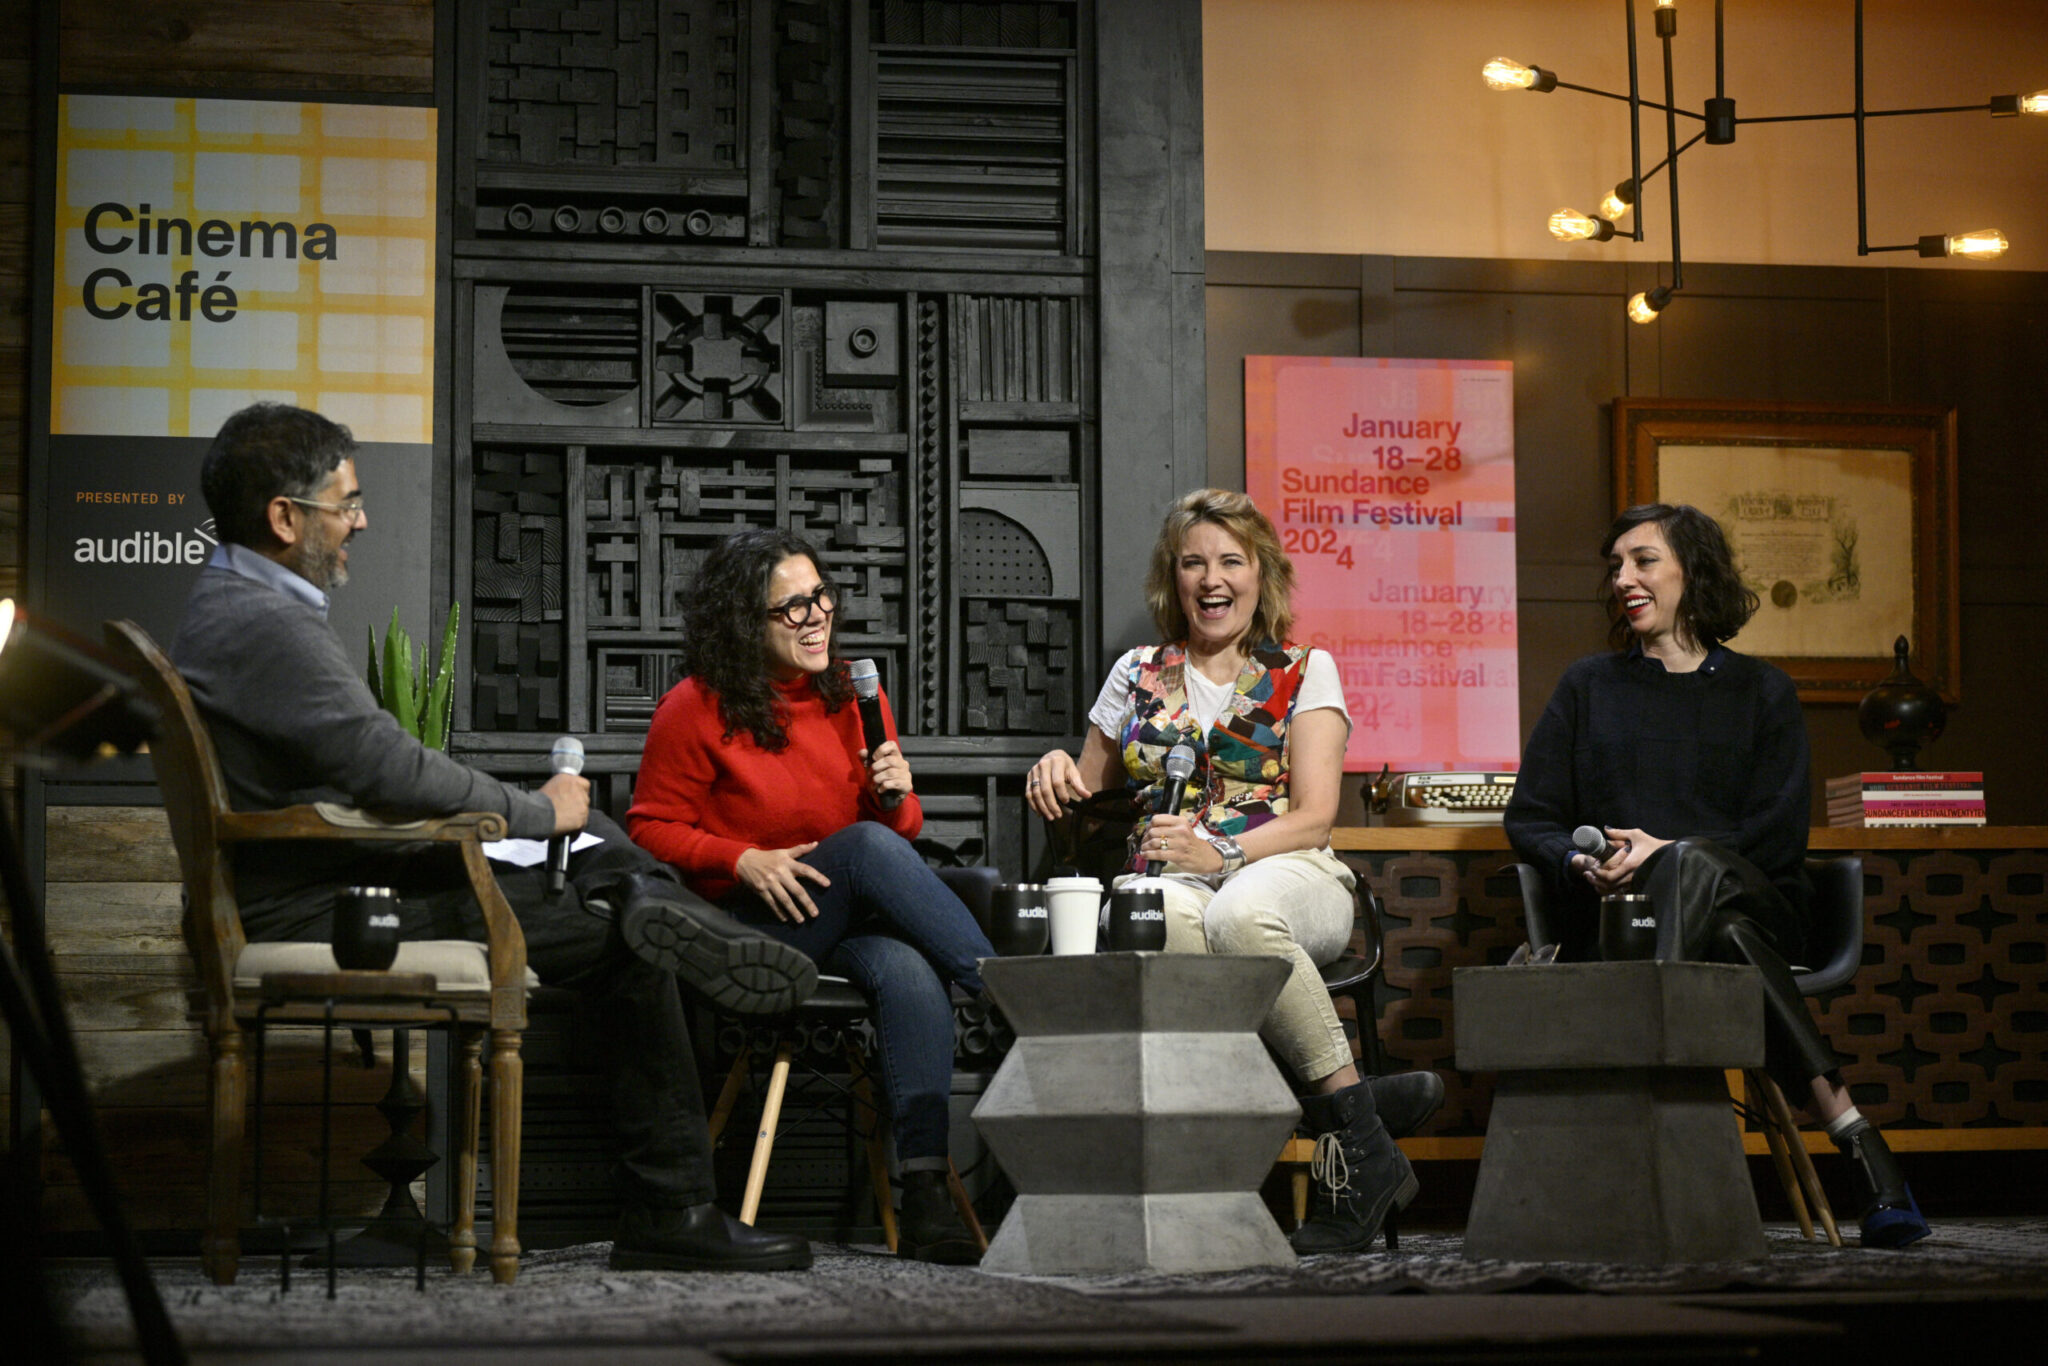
[172,401,815,1271]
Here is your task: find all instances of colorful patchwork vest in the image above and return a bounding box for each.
[1118,639,1313,873]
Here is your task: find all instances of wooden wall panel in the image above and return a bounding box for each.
[59,0,434,93]
[37,805,422,1233]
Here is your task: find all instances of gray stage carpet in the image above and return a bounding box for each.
[50,1220,2048,1354]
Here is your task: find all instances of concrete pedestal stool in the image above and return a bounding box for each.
[973,953,1300,1273]
[1455,961,1767,1264]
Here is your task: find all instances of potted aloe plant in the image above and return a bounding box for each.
[367,602,459,749]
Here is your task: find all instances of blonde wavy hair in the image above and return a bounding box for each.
[1143,488,1296,648]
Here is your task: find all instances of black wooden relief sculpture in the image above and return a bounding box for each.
[443,0,1206,1239]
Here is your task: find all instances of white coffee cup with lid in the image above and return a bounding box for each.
[1044,875,1105,955]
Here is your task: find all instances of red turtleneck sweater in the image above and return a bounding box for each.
[627,674,922,900]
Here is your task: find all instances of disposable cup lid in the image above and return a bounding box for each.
[1045,876,1103,892]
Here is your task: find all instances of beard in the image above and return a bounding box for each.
[292,531,350,590]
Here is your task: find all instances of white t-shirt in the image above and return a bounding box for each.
[1088,646,1351,743]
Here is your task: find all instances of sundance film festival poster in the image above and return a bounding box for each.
[43,95,436,648]
[1244,356,1519,772]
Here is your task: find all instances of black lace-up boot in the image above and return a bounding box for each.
[1289,1079,1418,1255]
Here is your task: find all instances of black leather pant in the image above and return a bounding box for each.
[1637,838,1839,1101]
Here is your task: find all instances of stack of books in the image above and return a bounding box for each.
[1825,771,1986,827]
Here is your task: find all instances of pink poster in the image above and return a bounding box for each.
[1245,357,1519,771]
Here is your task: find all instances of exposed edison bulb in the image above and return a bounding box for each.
[1598,189,1632,222]
[1654,0,1676,9]
[1947,229,2009,259]
[2020,90,2048,115]
[1627,291,1665,325]
[1483,57,1541,91]
[1549,209,1614,242]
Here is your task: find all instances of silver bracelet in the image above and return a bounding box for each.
[1204,832,1247,875]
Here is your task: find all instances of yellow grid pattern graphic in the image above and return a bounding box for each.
[52,96,437,443]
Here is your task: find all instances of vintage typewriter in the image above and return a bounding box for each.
[1365,769,1519,826]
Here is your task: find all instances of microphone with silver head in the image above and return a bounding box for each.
[1573,824,1617,863]
[1146,744,1200,877]
[848,659,902,809]
[546,735,586,895]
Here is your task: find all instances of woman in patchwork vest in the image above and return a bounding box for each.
[1026,488,1443,1255]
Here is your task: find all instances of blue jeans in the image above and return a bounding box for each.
[725,822,995,1160]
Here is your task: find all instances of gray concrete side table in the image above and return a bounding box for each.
[1455,961,1767,1265]
[973,953,1300,1273]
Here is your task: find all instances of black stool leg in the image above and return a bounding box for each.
[321,1001,337,1300]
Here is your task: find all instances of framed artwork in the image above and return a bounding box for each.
[1612,398,1959,702]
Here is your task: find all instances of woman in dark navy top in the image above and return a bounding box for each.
[1505,503,1928,1248]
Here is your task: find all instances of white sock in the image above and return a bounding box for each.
[1825,1106,1867,1141]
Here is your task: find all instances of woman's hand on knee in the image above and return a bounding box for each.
[735,844,830,921]
[1026,748,1089,822]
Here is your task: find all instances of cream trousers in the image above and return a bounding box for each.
[1116,846,1358,1086]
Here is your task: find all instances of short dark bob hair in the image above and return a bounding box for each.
[200,402,357,548]
[1600,502,1759,652]
[682,526,852,750]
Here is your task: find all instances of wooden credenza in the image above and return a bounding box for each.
[1329,825,2048,1160]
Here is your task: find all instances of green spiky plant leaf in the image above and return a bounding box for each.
[420,602,459,751]
[382,608,418,740]
[369,602,462,751]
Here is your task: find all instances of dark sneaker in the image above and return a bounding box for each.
[608,1203,812,1272]
[621,881,818,1015]
[1368,1071,1445,1140]
[1289,1080,1419,1256]
[897,1169,981,1265]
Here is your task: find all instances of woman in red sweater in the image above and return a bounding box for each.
[628,528,994,1263]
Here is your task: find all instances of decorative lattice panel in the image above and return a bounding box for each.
[954,295,1080,404]
[874,0,1075,47]
[961,600,1074,734]
[777,0,840,244]
[1342,846,2048,1139]
[874,56,1068,252]
[582,450,911,725]
[651,292,785,424]
[484,0,742,168]
[472,448,568,731]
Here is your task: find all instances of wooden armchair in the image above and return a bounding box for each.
[102,620,533,1286]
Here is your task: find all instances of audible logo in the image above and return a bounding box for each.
[74,523,217,565]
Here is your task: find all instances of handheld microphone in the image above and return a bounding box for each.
[546,735,586,895]
[1145,744,1199,876]
[1573,824,1616,863]
[848,659,902,810]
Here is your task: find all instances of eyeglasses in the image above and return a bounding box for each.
[287,495,366,520]
[765,583,836,627]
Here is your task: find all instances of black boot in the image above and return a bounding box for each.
[608,1202,812,1271]
[614,875,819,1015]
[1368,1070,1445,1140]
[1290,1080,1418,1255]
[897,1168,981,1265]
[1836,1119,1930,1248]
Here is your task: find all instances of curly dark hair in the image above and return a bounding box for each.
[682,528,851,750]
[200,402,357,547]
[1599,503,1759,652]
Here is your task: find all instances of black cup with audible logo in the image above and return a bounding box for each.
[333,885,401,971]
[1599,893,1658,962]
[1106,886,1168,952]
[987,884,1050,957]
